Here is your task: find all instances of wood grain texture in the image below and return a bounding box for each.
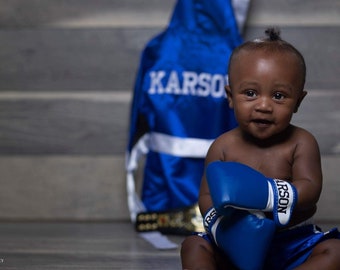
[0,27,339,91]
[0,222,182,270]
[0,90,338,155]
[0,156,128,220]
[0,222,338,269]
[0,155,338,221]
[0,0,339,222]
[0,96,130,155]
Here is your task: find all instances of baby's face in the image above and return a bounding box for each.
[226,50,306,141]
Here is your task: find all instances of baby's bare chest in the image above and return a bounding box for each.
[224,145,295,180]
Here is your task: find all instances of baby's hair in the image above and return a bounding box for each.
[228,27,306,89]
[264,27,281,41]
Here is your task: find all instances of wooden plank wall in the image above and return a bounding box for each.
[0,0,339,222]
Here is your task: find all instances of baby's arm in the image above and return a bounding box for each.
[290,129,322,211]
[198,136,225,216]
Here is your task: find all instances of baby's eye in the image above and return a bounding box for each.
[273,92,285,100]
[245,90,257,98]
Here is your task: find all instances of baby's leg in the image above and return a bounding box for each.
[295,239,340,270]
[180,235,235,270]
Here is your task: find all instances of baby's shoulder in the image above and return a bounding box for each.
[213,128,239,144]
[290,125,318,142]
[208,129,241,153]
[288,126,320,153]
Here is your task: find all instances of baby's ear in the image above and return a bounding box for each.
[225,86,234,109]
[294,90,307,113]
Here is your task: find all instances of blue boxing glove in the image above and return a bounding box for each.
[206,161,298,227]
[204,208,275,270]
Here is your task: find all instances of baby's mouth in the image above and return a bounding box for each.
[252,119,273,126]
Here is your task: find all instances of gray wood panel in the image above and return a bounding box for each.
[0,90,338,155]
[316,156,340,222]
[1,0,338,28]
[291,90,340,156]
[0,27,339,91]
[0,156,128,220]
[0,222,339,269]
[0,0,339,223]
[0,0,176,28]
[0,222,183,270]
[0,96,130,155]
[0,155,338,221]
[0,28,159,91]
[246,0,340,26]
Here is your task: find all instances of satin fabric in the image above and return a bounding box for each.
[127,0,243,213]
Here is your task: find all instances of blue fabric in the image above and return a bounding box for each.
[141,151,205,209]
[127,0,242,212]
[265,225,340,270]
[197,225,340,269]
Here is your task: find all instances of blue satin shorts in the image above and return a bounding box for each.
[198,224,340,270]
[265,224,340,269]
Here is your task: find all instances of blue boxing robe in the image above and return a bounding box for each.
[126,0,246,222]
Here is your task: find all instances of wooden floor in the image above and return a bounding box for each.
[0,221,339,270]
[0,221,184,270]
